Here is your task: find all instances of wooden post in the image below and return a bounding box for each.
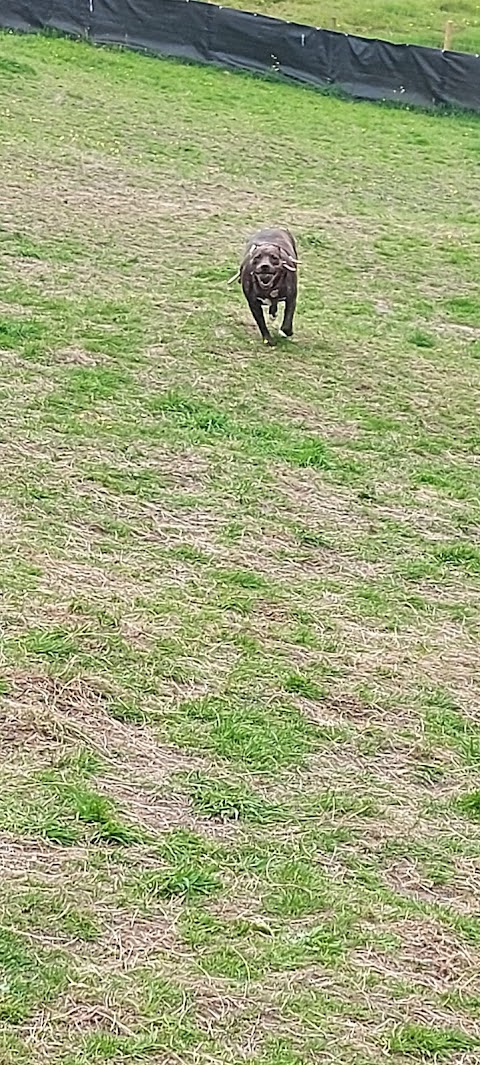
[443,20,454,51]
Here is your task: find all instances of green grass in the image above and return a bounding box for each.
[0,928,70,1024]
[389,1022,480,1057]
[0,28,480,1065]
[219,0,480,53]
[183,772,289,822]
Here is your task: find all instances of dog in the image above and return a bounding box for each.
[229,227,299,345]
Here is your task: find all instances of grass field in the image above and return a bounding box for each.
[219,0,480,54]
[1,29,480,1065]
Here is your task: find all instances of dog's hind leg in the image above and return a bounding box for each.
[269,301,278,320]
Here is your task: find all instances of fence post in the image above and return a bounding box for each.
[443,20,454,51]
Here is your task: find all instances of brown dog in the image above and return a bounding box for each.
[230,227,299,345]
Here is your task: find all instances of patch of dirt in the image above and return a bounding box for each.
[374,299,393,315]
[102,909,182,969]
[419,628,479,710]
[54,347,110,366]
[265,387,361,442]
[0,694,65,755]
[277,963,479,1058]
[0,835,88,878]
[437,322,480,340]
[1,153,261,258]
[383,855,480,914]
[277,466,371,536]
[95,775,196,835]
[354,916,480,997]
[2,669,237,833]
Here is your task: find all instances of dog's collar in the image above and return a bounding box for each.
[257,289,279,303]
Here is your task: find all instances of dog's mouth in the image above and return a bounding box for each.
[256,272,275,289]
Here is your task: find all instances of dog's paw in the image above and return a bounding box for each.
[279,329,293,339]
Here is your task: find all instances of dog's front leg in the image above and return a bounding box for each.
[280,278,297,338]
[248,295,274,345]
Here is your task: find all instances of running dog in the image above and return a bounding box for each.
[229,227,299,345]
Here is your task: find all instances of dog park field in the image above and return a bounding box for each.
[1,27,480,1065]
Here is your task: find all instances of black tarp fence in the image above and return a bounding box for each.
[1,0,480,111]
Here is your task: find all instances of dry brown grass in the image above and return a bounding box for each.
[1,28,480,1065]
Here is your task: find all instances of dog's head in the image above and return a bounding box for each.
[248,242,297,291]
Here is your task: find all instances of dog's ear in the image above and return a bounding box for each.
[278,244,300,270]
